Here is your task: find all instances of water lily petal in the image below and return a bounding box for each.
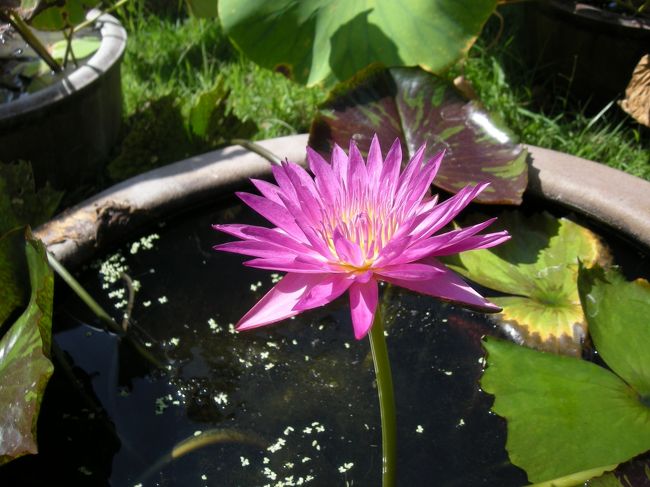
[349,279,379,339]
[294,274,353,311]
[383,258,501,312]
[250,178,284,205]
[236,191,304,239]
[237,273,330,330]
[213,240,300,259]
[375,262,445,281]
[366,134,383,187]
[307,147,339,204]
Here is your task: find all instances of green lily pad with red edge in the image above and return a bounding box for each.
[443,211,609,356]
[0,229,54,465]
[218,0,496,88]
[308,66,528,204]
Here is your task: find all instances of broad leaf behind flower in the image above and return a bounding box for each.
[219,0,496,88]
[309,67,528,204]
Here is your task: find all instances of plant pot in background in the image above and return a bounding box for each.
[0,12,127,191]
[523,0,650,111]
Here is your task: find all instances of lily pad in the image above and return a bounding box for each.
[444,212,609,355]
[218,0,496,88]
[49,36,100,62]
[481,337,650,485]
[308,66,528,204]
[578,265,650,399]
[0,229,54,465]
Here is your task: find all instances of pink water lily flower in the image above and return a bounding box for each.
[214,136,510,339]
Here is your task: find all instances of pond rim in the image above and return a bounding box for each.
[34,134,650,267]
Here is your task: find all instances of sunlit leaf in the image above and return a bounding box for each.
[578,265,650,398]
[481,337,650,484]
[219,0,496,88]
[49,36,100,61]
[309,66,527,204]
[186,0,218,18]
[0,230,54,465]
[444,212,609,355]
[29,0,99,30]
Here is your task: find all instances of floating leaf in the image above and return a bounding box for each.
[308,67,527,204]
[49,36,100,61]
[481,337,650,485]
[218,0,496,88]
[0,230,54,465]
[444,212,609,355]
[578,265,650,399]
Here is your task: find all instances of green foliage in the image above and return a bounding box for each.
[29,0,99,30]
[482,337,650,485]
[444,212,609,356]
[482,265,650,485]
[0,230,54,465]
[578,265,650,398]
[107,95,190,181]
[0,161,63,233]
[219,0,497,88]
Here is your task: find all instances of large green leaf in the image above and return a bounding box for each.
[482,337,650,485]
[578,265,650,399]
[308,66,528,204]
[29,0,99,30]
[0,230,54,465]
[218,0,496,88]
[444,212,609,355]
[185,0,218,18]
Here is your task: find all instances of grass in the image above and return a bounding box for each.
[113,4,648,182]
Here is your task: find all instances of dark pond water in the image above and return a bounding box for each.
[1,195,649,487]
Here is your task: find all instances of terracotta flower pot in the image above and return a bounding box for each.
[0,12,127,190]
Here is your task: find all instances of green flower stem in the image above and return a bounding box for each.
[368,306,397,487]
[73,0,131,34]
[47,251,165,370]
[230,138,283,166]
[2,11,61,72]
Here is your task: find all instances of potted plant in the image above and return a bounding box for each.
[0,0,127,190]
[519,0,650,110]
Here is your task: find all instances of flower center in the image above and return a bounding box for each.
[320,198,401,268]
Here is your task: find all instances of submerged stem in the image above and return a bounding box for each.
[47,252,165,370]
[368,307,397,487]
[3,11,61,72]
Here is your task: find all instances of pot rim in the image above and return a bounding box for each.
[0,11,127,122]
[546,0,650,31]
[34,134,650,267]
